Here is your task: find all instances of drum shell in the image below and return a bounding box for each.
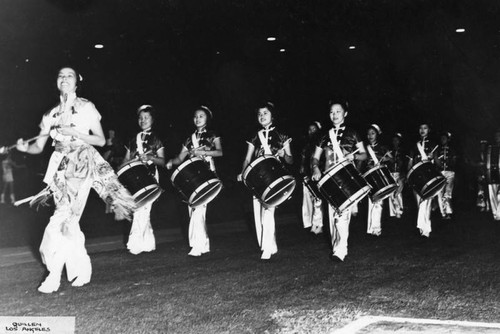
[362,165,398,202]
[486,145,500,184]
[171,157,222,207]
[243,155,296,208]
[117,161,163,208]
[407,161,446,200]
[317,160,370,214]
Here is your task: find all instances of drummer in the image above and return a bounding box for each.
[487,128,500,221]
[166,106,223,256]
[435,131,457,220]
[311,100,367,262]
[238,102,293,260]
[387,132,406,219]
[300,121,324,234]
[123,105,165,255]
[408,122,438,237]
[363,124,390,236]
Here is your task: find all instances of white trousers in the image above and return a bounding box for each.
[388,172,404,217]
[127,201,156,254]
[253,197,277,255]
[488,184,500,220]
[328,205,352,260]
[302,184,323,230]
[367,198,382,236]
[437,171,455,216]
[40,205,92,283]
[188,205,210,253]
[415,191,432,237]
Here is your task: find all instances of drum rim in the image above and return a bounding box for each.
[370,184,399,202]
[188,178,222,207]
[132,184,161,200]
[420,176,446,199]
[117,160,145,176]
[407,160,430,180]
[336,185,371,214]
[135,186,164,207]
[170,156,206,183]
[362,164,387,178]
[261,175,296,205]
[317,159,351,188]
[242,155,279,186]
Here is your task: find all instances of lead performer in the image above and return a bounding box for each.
[166,106,222,256]
[239,102,293,260]
[311,100,367,262]
[16,67,135,293]
[122,105,165,255]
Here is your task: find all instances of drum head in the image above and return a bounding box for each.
[134,185,163,208]
[371,184,399,203]
[189,179,223,208]
[261,176,296,208]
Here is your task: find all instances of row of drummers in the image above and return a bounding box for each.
[116,101,463,261]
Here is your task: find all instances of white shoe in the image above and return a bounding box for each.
[261,251,272,260]
[71,275,91,287]
[188,249,202,257]
[38,275,60,294]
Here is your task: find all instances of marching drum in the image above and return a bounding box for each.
[117,161,163,208]
[171,157,222,208]
[243,155,296,208]
[317,159,370,214]
[362,165,398,203]
[486,145,500,184]
[407,161,446,200]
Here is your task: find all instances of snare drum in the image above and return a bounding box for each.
[117,161,163,208]
[318,159,370,214]
[486,145,500,184]
[171,157,222,208]
[243,155,296,208]
[407,161,446,200]
[362,165,398,202]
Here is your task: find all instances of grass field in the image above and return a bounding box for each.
[1,196,500,333]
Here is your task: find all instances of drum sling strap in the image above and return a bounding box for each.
[329,128,345,161]
[192,130,215,171]
[136,130,159,180]
[258,127,274,155]
[367,144,380,165]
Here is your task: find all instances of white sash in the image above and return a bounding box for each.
[258,127,274,155]
[192,131,215,171]
[367,145,379,165]
[417,141,427,160]
[328,128,345,160]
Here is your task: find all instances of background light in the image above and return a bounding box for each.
[94,44,104,49]
[267,37,276,41]
[280,49,285,52]
[456,28,465,33]
[349,45,356,50]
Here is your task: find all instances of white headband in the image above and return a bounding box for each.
[370,123,382,135]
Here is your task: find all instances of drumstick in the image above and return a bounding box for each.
[6,134,49,150]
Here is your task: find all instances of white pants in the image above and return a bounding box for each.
[302,184,323,230]
[367,199,382,236]
[488,184,500,220]
[437,171,455,216]
[188,205,210,253]
[328,205,352,260]
[40,205,92,283]
[253,197,277,255]
[388,172,404,217]
[415,191,432,237]
[127,202,156,254]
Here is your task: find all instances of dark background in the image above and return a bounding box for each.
[1,0,499,186]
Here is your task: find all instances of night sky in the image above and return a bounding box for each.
[1,0,500,162]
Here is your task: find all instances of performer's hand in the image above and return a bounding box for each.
[139,154,152,165]
[191,147,206,157]
[16,138,28,152]
[166,160,173,170]
[311,168,322,181]
[57,125,79,138]
[345,153,355,162]
[277,149,285,158]
[0,146,7,154]
[237,174,243,182]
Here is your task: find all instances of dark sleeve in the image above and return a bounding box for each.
[246,132,259,147]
